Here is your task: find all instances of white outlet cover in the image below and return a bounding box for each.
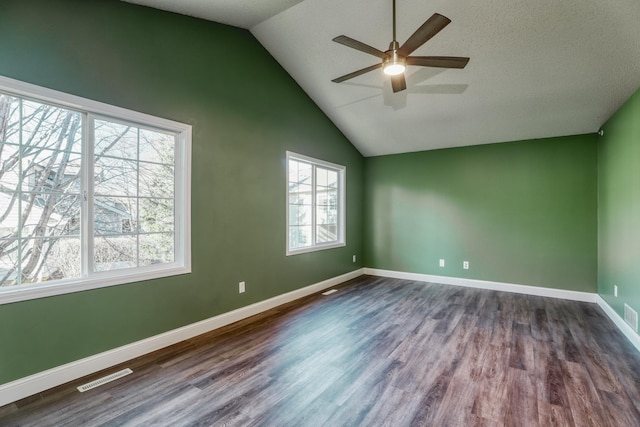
[463,261,469,269]
[614,285,618,297]
[439,259,445,267]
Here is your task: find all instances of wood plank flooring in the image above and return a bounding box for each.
[2,275,640,426]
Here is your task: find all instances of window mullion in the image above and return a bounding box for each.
[136,128,140,268]
[82,113,95,277]
[16,98,23,286]
[311,164,317,246]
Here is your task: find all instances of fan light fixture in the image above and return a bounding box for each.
[383,48,406,75]
[383,63,406,75]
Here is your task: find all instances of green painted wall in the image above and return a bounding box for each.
[1,0,635,392]
[364,135,598,291]
[598,87,640,324]
[0,0,364,384]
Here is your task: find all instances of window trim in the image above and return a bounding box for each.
[0,75,191,305]
[286,151,346,256]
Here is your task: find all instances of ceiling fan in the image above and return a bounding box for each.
[331,0,470,93]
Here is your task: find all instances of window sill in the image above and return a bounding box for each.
[286,241,346,256]
[0,264,191,305]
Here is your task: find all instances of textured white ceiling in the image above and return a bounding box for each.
[124,0,640,157]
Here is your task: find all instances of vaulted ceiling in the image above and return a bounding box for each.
[124,0,640,156]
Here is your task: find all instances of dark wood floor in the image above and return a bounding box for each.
[2,275,640,426]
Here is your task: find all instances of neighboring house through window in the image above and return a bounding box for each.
[286,151,345,255]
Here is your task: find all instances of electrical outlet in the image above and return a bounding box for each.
[239,281,245,293]
[614,285,618,297]
[353,255,357,263]
[463,261,469,270]
[439,259,445,267]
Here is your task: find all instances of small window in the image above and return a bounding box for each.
[286,151,345,255]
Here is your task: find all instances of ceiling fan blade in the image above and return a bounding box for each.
[391,74,406,93]
[333,35,387,59]
[406,56,469,69]
[332,63,382,83]
[398,13,451,56]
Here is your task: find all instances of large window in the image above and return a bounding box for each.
[286,151,345,255]
[0,76,191,304]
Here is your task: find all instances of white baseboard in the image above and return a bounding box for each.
[365,268,640,352]
[0,268,364,408]
[596,295,640,353]
[4,267,638,408]
[364,268,597,303]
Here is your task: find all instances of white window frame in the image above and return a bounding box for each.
[286,151,346,256]
[0,75,191,305]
